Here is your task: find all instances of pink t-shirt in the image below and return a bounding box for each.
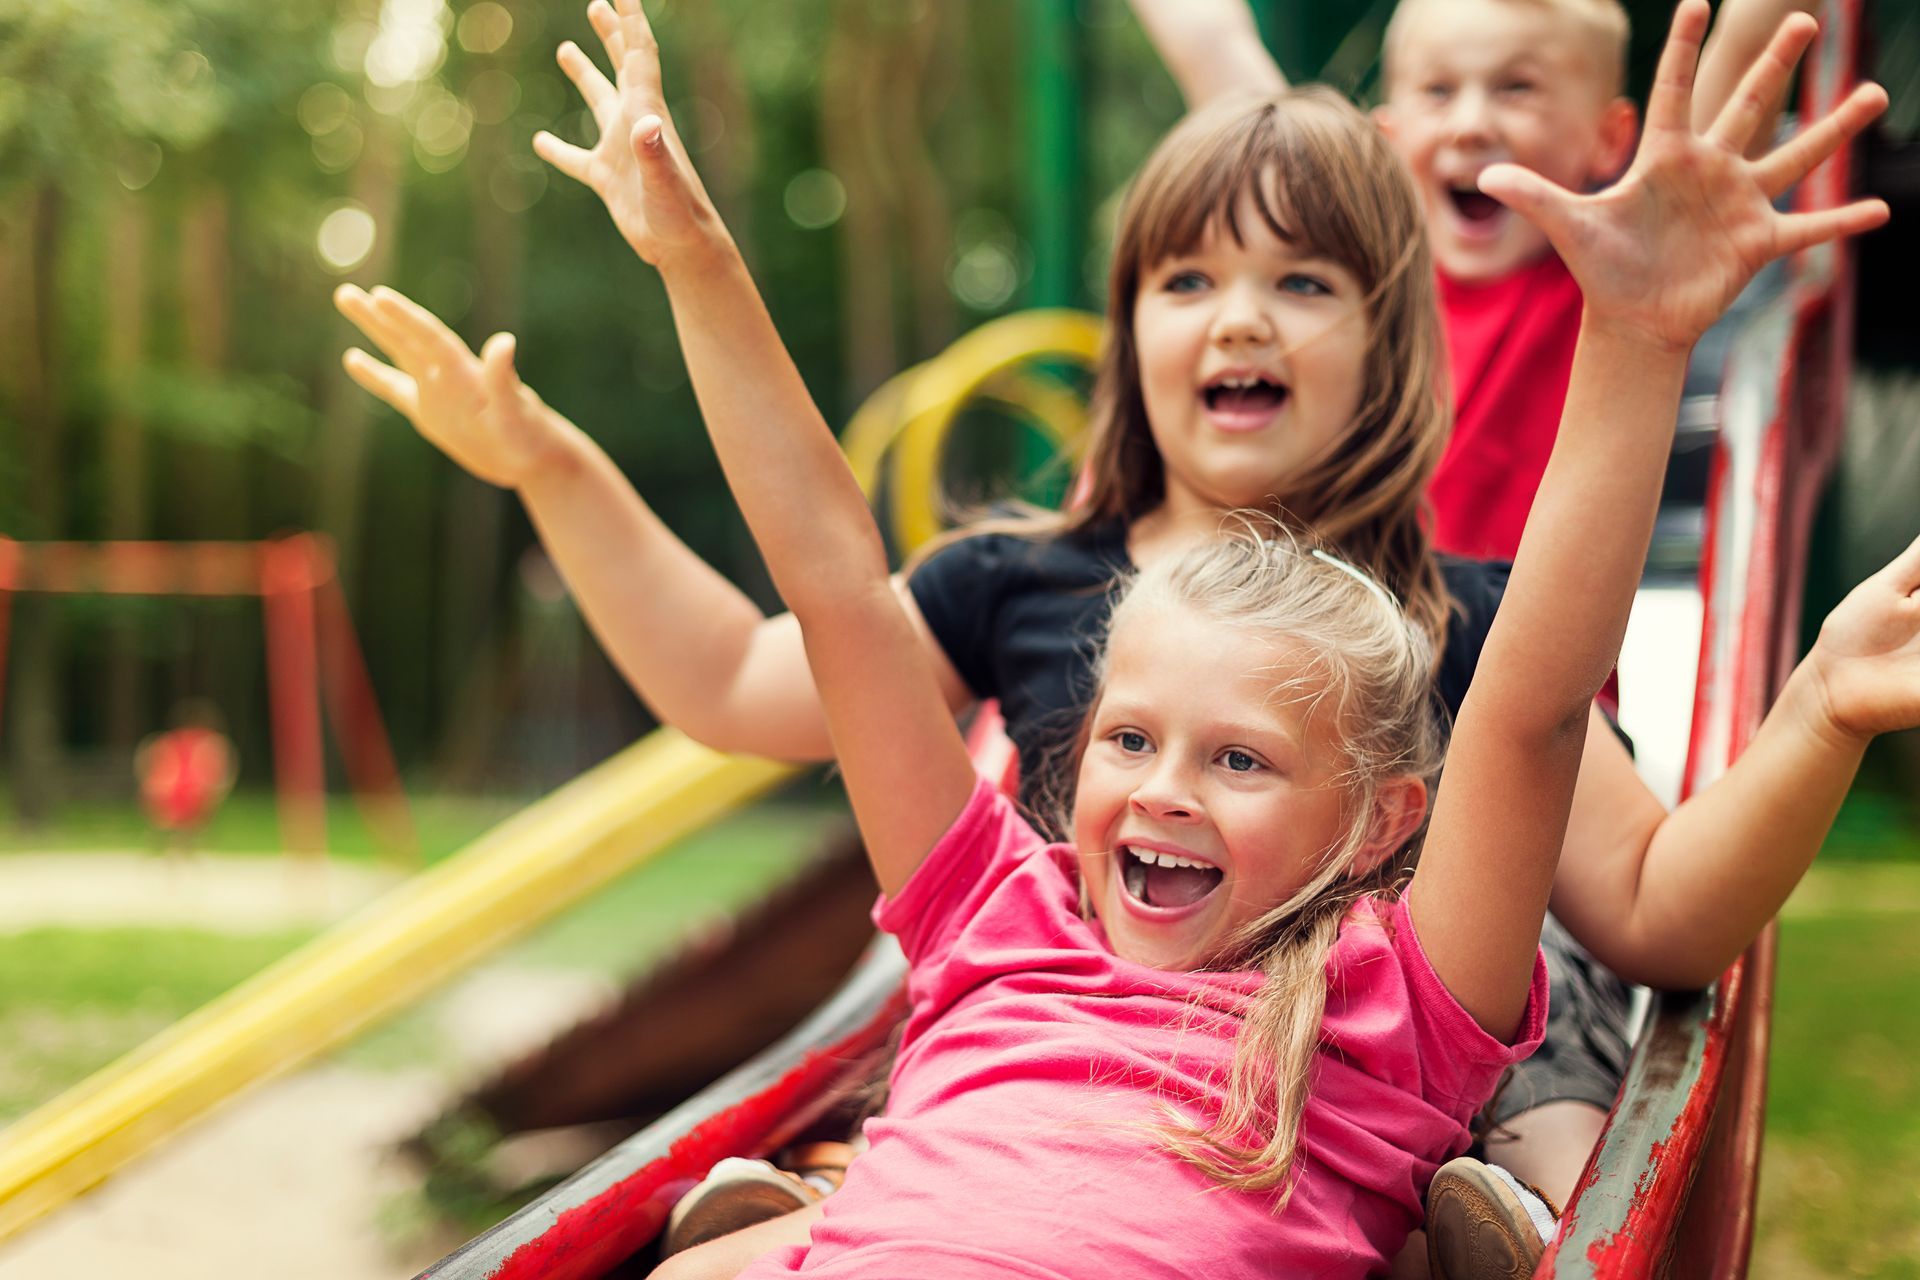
[740,782,1547,1280]
[1427,254,1583,563]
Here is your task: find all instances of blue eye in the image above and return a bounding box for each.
[1115,730,1150,753]
[1422,83,1453,102]
[1164,270,1209,294]
[1221,749,1260,773]
[1280,274,1332,297]
[1498,80,1537,96]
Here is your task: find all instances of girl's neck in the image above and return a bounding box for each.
[1126,500,1234,568]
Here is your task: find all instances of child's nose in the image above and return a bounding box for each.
[1129,764,1202,822]
[1445,86,1497,147]
[1209,283,1276,348]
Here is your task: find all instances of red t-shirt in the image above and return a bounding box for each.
[1428,254,1583,562]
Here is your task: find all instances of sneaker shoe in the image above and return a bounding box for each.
[662,1157,822,1256]
[1426,1157,1559,1280]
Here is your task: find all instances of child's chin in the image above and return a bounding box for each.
[1435,228,1552,283]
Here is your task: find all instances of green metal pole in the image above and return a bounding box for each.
[1015,1,1087,503]
[1251,0,1356,84]
[1021,0,1084,310]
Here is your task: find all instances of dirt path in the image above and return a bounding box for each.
[0,853,613,1280]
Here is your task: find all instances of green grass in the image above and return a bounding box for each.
[1758,866,1920,1277]
[0,926,316,1123]
[0,789,527,864]
[0,799,842,1117]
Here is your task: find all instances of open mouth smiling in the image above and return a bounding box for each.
[1201,371,1290,429]
[1116,844,1226,912]
[1445,183,1508,227]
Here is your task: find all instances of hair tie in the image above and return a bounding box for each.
[1309,547,1397,612]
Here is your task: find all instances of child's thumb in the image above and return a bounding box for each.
[630,114,679,179]
[1475,164,1566,237]
[480,332,519,393]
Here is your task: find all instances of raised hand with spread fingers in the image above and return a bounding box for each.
[335,284,573,489]
[1476,1,1888,355]
[534,0,724,268]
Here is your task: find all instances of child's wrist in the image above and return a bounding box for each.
[1785,655,1876,753]
[1580,313,1697,362]
[514,416,592,495]
[654,226,745,288]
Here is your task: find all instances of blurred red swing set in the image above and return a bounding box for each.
[0,533,414,857]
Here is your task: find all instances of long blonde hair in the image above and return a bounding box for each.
[1081,524,1444,1204]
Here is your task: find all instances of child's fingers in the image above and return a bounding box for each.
[556,40,618,129]
[1643,0,1712,137]
[1705,13,1817,156]
[345,285,439,372]
[588,0,626,67]
[1770,198,1892,258]
[1474,163,1575,240]
[341,349,419,418]
[613,0,664,98]
[533,130,595,187]
[1879,531,1920,598]
[479,332,522,402]
[334,284,403,358]
[372,286,472,370]
[1752,82,1889,199]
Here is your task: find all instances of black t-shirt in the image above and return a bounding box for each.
[907,520,1510,810]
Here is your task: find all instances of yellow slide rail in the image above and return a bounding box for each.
[0,307,1103,1243]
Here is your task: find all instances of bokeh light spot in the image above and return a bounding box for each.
[950,242,1019,310]
[466,68,521,126]
[783,169,846,230]
[118,141,164,192]
[313,120,365,173]
[672,96,724,154]
[457,2,514,54]
[298,82,354,136]
[490,157,549,212]
[317,204,378,273]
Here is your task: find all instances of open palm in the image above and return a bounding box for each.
[1810,535,1920,742]
[1478,2,1887,353]
[534,0,717,265]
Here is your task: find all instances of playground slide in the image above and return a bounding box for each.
[406,6,1869,1275]
[0,310,1104,1247]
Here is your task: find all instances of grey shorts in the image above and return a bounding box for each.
[1481,913,1636,1128]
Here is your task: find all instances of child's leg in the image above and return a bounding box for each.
[650,1202,825,1280]
[1483,915,1634,1209]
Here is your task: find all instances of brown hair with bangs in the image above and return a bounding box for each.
[1070,86,1455,654]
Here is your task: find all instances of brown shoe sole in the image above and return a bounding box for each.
[1427,1162,1546,1280]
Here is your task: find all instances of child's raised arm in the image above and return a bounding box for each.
[540,0,977,894]
[1408,2,1888,1038]
[334,284,972,765]
[1128,0,1285,109]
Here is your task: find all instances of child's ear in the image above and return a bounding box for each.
[1371,102,1397,143]
[1591,96,1639,185]
[1350,774,1429,878]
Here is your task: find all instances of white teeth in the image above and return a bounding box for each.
[1214,373,1261,390]
[1124,845,1211,871]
